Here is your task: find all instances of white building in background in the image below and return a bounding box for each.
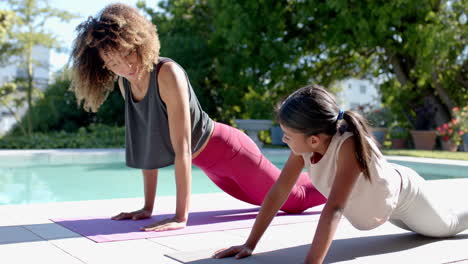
[0,45,50,134]
[336,78,381,111]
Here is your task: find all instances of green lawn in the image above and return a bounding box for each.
[264,145,468,161]
[382,149,468,161]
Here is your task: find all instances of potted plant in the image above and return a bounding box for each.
[436,106,466,152]
[409,103,438,150]
[388,125,409,149]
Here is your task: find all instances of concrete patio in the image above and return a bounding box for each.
[0,177,467,264]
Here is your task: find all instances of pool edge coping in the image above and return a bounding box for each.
[0,148,467,166]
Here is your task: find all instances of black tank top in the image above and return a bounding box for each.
[124,57,213,169]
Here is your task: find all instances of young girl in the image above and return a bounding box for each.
[69,4,325,232]
[214,84,468,263]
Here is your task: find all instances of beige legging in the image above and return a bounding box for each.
[389,164,468,237]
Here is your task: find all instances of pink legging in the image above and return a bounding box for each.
[192,122,326,213]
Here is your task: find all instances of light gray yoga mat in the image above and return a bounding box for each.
[167,232,468,263]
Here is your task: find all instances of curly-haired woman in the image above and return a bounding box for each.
[70,3,326,231]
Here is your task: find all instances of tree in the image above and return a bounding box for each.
[0,10,23,134]
[9,69,125,135]
[207,0,345,119]
[138,0,354,122]
[295,0,467,128]
[140,0,331,121]
[138,0,223,119]
[0,10,15,65]
[0,81,27,135]
[3,0,76,135]
[140,0,466,128]
[206,0,467,127]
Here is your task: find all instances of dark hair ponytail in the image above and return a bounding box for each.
[277,84,378,181]
[341,111,378,181]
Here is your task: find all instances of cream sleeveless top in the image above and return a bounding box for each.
[302,131,400,230]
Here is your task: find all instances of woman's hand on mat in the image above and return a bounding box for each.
[140,216,187,231]
[111,208,152,221]
[212,244,253,259]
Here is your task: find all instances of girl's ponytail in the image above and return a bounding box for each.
[341,111,378,181]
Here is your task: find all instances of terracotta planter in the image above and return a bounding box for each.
[441,141,458,152]
[390,138,407,149]
[410,130,437,150]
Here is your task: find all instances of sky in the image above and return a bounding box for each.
[43,0,161,72]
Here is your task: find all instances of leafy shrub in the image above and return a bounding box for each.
[9,77,124,135]
[0,124,124,149]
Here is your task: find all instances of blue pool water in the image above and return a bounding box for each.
[0,150,466,205]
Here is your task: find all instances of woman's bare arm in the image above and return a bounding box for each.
[142,62,192,231]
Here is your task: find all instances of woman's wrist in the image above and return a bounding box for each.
[142,205,153,212]
[174,214,188,222]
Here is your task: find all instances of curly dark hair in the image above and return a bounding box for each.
[70,3,160,112]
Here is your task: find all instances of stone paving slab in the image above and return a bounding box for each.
[0,179,467,264]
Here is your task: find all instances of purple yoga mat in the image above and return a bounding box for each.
[51,207,320,243]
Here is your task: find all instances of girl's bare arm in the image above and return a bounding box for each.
[214,153,305,259]
[305,137,362,264]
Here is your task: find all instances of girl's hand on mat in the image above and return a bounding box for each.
[212,245,253,259]
[111,208,152,221]
[140,217,187,231]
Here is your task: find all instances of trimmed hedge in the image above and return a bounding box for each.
[0,124,124,149]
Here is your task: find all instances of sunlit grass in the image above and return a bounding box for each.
[382,149,468,161]
[264,145,468,161]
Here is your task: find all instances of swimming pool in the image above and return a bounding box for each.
[0,149,467,205]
